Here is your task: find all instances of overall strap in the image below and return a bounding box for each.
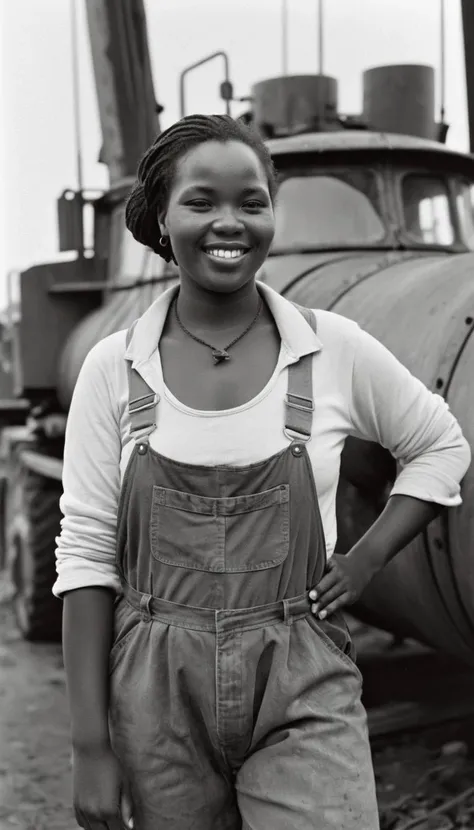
[285,303,317,442]
[125,321,159,442]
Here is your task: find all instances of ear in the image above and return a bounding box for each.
[157,209,168,237]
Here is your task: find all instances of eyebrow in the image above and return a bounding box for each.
[181,184,269,197]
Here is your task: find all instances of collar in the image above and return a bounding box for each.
[124,280,323,368]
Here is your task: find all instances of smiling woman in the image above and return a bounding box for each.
[158,139,275,295]
[124,115,282,402]
[55,113,470,830]
[126,114,277,263]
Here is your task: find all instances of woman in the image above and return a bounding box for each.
[55,114,471,830]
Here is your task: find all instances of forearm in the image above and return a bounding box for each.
[347,493,441,575]
[62,587,115,751]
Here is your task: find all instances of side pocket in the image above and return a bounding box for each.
[305,612,363,684]
[109,596,142,674]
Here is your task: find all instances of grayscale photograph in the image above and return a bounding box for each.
[1,1,474,828]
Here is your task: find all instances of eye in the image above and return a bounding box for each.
[187,199,212,210]
[243,200,266,211]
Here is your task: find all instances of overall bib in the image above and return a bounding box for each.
[109,305,380,830]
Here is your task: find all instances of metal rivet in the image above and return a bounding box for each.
[292,444,303,456]
[138,443,148,455]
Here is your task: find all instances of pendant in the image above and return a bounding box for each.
[212,348,230,365]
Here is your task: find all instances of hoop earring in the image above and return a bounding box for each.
[159,235,169,247]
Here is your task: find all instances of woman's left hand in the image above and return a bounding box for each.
[309,554,376,619]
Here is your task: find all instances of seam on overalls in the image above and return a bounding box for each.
[137,611,310,635]
[215,611,221,745]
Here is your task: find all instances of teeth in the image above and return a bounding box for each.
[206,248,246,259]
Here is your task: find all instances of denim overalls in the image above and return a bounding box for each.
[109,303,379,829]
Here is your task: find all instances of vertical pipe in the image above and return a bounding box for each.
[179,73,186,119]
[318,0,324,75]
[282,0,289,75]
[440,0,446,124]
[222,53,231,116]
[71,0,84,193]
[6,271,14,331]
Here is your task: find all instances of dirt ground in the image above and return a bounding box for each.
[0,580,74,830]
[1,573,474,830]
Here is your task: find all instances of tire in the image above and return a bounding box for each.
[9,466,63,642]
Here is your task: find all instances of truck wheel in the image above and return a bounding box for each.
[10,467,63,642]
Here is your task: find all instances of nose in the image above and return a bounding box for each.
[212,207,245,235]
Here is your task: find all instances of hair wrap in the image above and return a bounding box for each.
[125,114,277,262]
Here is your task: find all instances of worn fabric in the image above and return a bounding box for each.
[108,318,379,828]
[54,281,470,597]
[110,589,377,830]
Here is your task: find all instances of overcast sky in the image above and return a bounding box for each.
[0,0,468,309]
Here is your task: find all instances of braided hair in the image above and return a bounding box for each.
[125,114,278,263]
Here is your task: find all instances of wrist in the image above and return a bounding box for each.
[346,544,385,579]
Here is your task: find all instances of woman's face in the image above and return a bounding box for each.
[159,140,275,294]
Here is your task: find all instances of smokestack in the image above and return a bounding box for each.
[363,65,436,140]
[252,75,339,137]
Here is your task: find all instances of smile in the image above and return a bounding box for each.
[203,247,250,262]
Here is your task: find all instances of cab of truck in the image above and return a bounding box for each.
[260,129,474,294]
[248,66,474,295]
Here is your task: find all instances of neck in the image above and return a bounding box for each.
[175,277,261,333]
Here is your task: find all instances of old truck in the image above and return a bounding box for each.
[1,0,474,669]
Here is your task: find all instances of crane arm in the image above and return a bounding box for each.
[84,0,160,183]
[461,0,474,152]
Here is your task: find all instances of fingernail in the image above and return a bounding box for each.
[311,604,318,614]
[309,590,317,600]
[319,610,327,619]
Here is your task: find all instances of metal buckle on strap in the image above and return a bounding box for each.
[133,425,156,439]
[285,392,315,412]
[128,393,159,415]
[283,426,312,443]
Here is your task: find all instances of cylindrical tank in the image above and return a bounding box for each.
[252,75,339,136]
[363,64,436,140]
[57,279,177,410]
[268,251,474,665]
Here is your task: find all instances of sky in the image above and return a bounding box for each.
[0,0,469,310]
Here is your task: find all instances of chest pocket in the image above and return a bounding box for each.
[150,484,290,572]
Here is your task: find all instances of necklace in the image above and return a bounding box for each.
[174,294,264,365]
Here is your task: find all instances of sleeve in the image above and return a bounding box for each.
[53,338,123,598]
[348,325,471,506]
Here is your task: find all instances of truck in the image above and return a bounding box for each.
[1,0,474,669]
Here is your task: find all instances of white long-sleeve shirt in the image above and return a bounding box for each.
[53,281,471,598]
